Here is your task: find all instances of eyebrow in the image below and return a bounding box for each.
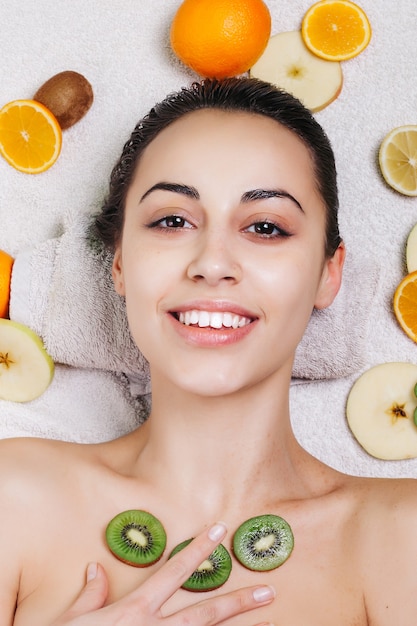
[241,188,304,212]
[140,182,200,202]
[140,181,303,212]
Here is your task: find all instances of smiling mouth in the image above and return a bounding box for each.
[173,310,253,329]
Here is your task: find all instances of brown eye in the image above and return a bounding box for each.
[164,216,188,228]
[148,215,193,229]
[246,221,291,238]
[253,221,278,235]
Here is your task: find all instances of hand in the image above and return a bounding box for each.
[52,522,275,625]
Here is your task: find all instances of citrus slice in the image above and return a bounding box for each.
[0,99,62,174]
[250,30,343,113]
[393,270,417,342]
[301,0,371,62]
[0,249,14,319]
[378,125,417,197]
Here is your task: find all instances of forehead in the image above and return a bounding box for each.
[141,108,313,165]
[130,108,321,209]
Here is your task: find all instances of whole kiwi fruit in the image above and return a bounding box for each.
[33,70,93,130]
[169,538,232,591]
[105,509,167,567]
[232,514,294,571]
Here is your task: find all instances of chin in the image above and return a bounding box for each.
[183,378,244,398]
[163,366,248,398]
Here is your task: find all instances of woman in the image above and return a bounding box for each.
[1,77,417,626]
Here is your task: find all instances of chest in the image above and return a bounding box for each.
[15,509,368,626]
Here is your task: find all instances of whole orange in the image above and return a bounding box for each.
[170,0,272,79]
[0,250,14,319]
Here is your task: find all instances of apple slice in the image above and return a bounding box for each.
[249,30,343,113]
[0,319,54,402]
[406,222,417,273]
[346,362,417,460]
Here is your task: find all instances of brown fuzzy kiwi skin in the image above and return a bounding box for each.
[33,70,94,130]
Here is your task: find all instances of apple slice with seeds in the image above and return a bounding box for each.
[346,362,417,460]
[0,319,54,402]
[249,30,343,113]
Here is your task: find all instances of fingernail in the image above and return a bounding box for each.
[87,562,98,582]
[253,585,276,603]
[208,521,227,542]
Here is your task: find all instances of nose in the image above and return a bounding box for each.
[187,229,242,286]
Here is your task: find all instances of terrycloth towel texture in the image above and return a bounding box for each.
[2,0,417,480]
[10,216,151,397]
[10,215,379,388]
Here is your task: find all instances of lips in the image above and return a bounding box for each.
[177,310,252,329]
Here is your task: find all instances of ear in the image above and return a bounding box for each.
[112,247,126,296]
[314,243,345,310]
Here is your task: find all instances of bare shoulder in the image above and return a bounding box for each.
[348,473,417,516]
[0,436,83,480]
[340,473,417,536]
[0,437,91,620]
[0,436,103,507]
[344,474,417,625]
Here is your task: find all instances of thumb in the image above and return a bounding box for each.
[61,563,109,620]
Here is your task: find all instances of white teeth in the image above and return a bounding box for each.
[198,311,210,328]
[178,310,251,329]
[210,312,223,329]
[190,310,199,325]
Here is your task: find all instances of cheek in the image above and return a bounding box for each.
[121,247,179,350]
[121,248,157,325]
[253,249,323,304]
[252,248,325,346]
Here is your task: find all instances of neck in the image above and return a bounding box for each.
[131,370,323,520]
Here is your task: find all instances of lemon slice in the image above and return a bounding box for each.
[379,125,417,197]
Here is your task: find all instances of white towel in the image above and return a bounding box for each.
[10,213,379,391]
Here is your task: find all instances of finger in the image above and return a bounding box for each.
[57,563,108,621]
[170,584,276,625]
[128,522,228,612]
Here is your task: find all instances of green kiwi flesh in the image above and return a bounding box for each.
[232,514,294,571]
[106,510,167,567]
[169,538,232,591]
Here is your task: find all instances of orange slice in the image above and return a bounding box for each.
[0,249,14,319]
[379,125,417,197]
[0,99,62,174]
[393,271,417,342]
[301,0,372,62]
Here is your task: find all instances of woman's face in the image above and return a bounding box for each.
[113,109,344,396]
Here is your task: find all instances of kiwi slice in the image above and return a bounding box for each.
[105,509,167,567]
[169,538,232,591]
[232,514,294,571]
